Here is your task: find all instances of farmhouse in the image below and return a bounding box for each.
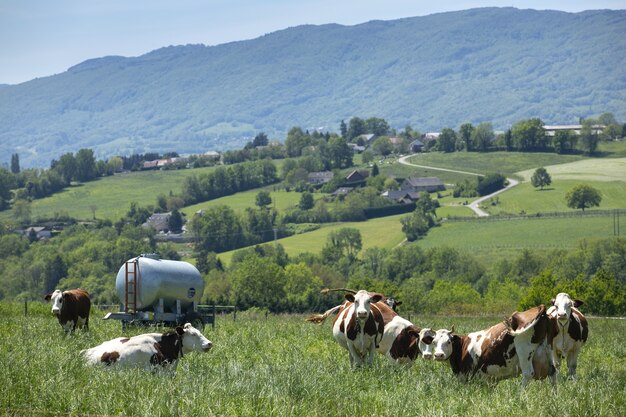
[345,170,370,182]
[308,171,334,184]
[543,124,605,136]
[22,226,52,240]
[401,177,445,193]
[331,187,354,198]
[382,190,421,204]
[409,139,424,152]
[142,212,171,233]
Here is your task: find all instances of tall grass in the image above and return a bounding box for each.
[1,302,624,416]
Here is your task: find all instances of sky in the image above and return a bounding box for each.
[1,0,625,85]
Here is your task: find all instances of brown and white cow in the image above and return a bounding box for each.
[432,305,555,386]
[82,323,212,370]
[547,293,589,379]
[309,290,432,367]
[380,316,436,365]
[44,288,91,333]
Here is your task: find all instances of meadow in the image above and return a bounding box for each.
[1,302,624,417]
[218,214,407,266]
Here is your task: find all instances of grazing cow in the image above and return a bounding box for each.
[44,288,91,333]
[82,323,212,370]
[432,305,555,386]
[547,293,588,379]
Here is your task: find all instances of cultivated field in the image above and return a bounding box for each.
[1,302,623,417]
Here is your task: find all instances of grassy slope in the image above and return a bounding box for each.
[486,158,626,215]
[0,166,219,222]
[1,303,623,417]
[182,189,305,216]
[218,215,406,266]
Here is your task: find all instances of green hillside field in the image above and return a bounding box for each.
[218,214,407,266]
[484,158,626,215]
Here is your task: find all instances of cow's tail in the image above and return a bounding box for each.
[306,305,342,324]
[505,304,547,337]
[320,287,357,295]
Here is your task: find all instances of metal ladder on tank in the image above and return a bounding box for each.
[124,259,139,313]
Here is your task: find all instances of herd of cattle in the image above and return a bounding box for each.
[43,287,588,386]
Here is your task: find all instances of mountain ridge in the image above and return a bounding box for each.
[1,7,625,167]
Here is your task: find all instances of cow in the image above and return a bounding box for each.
[380,316,436,365]
[320,287,403,312]
[308,290,432,367]
[432,305,556,386]
[547,293,588,379]
[331,290,387,367]
[44,288,91,333]
[82,323,212,370]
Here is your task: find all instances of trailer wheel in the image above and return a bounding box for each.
[185,312,205,331]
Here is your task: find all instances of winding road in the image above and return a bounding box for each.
[397,154,520,217]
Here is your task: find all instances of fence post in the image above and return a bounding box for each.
[24,300,28,317]
[233,306,237,321]
[212,304,216,330]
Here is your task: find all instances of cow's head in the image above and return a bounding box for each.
[178,323,213,354]
[419,328,436,359]
[44,290,64,315]
[551,293,583,325]
[346,290,383,320]
[384,296,402,312]
[433,327,456,361]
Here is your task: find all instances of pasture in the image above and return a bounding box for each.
[218,214,407,266]
[182,189,306,217]
[0,166,222,222]
[1,302,623,416]
[417,215,624,262]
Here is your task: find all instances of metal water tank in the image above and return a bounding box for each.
[115,255,204,312]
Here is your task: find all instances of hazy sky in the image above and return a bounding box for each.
[1,0,624,84]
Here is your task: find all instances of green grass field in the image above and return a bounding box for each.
[219,215,407,266]
[404,151,584,176]
[1,302,623,417]
[486,158,626,215]
[415,215,623,263]
[0,166,221,222]
[182,189,306,217]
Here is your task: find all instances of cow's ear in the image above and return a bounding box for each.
[175,326,184,335]
[407,328,420,338]
[44,293,52,301]
[450,325,455,334]
[345,294,355,302]
[395,301,403,306]
[550,298,556,305]
[371,293,383,303]
[573,299,584,308]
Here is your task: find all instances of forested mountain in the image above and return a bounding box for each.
[1,7,625,167]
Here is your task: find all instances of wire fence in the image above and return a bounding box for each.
[445,208,626,223]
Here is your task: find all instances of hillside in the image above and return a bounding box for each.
[1,7,626,167]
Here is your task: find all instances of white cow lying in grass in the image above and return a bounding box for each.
[82,323,212,370]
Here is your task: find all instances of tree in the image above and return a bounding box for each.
[321,228,362,264]
[531,167,552,190]
[0,168,13,210]
[168,209,184,233]
[437,128,457,153]
[74,148,97,182]
[371,163,379,177]
[476,173,506,196]
[230,255,286,312]
[298,192,315,210]
[372,137,392,156]
[459,123,474,151]
[255,191,272,208]
[10,153,20,174]
[579,119,600,155]
[251,132,269,148]
[365,117,390,136]
[511,118,545,151]
[347,117,366,140]
[340,120,347,139]
[471,122,495,152]
[565,184,602,211]
[12,199,31,223]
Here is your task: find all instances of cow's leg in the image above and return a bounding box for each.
[515,340,537,388]
[566,350,578,379]
[77,316,88,330]
[347,345,362,368]
[62,320,75,334]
